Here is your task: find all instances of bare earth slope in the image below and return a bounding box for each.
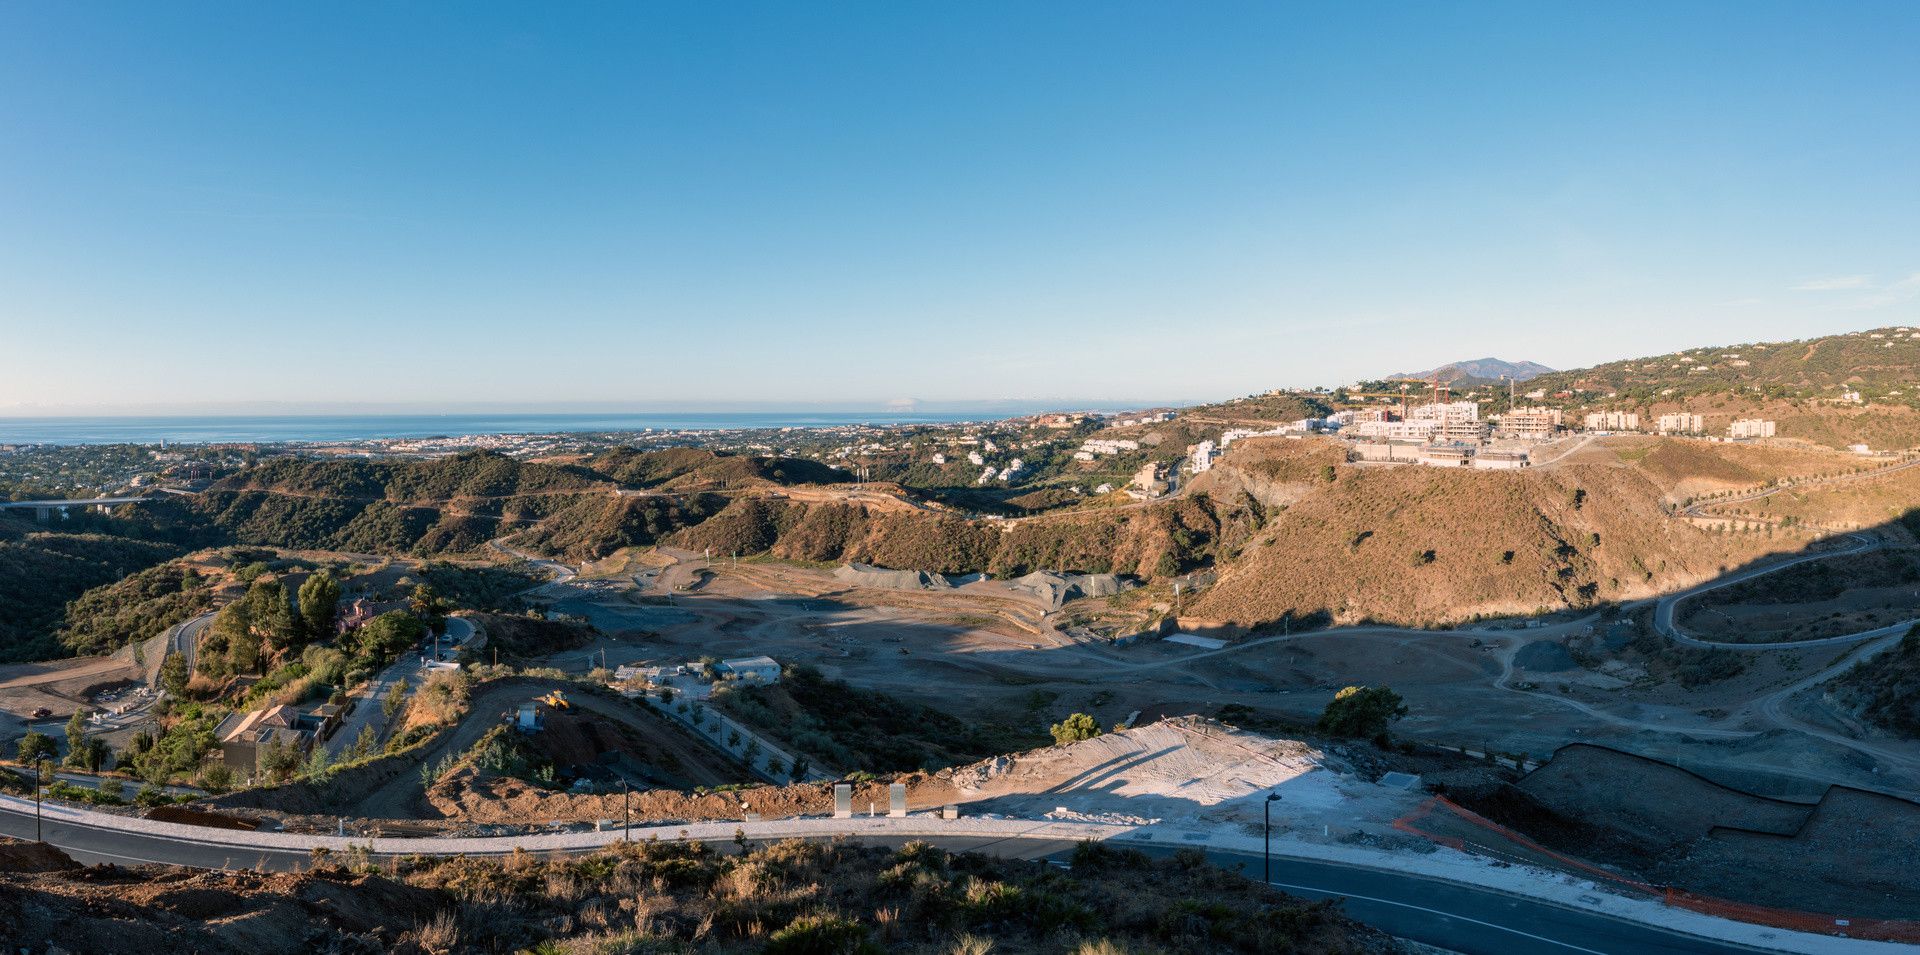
[1193,451,1758,628]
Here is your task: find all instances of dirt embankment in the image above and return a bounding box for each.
[0,840,442,954]
[204,740,431,817]
[1457,744,1920,921]
[428,716,1340,828]
[206,677,563,817]
[673,484,1268,583]
[1193,454,1775,629]
[210,677,752,820]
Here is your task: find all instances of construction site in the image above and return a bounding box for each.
[7,431,1920,949]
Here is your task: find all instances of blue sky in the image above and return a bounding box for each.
[1,2,1916,413]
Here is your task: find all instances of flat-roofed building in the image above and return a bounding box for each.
[1474,449,1531,469]
[719,656,782,683]
[1583,411,1640,432]
[1656,413,1704,434]
[1497,407,1562,439]
[1417,445,1476,467]
[1351,419,1436,441]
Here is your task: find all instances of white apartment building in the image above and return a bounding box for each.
[1351,419,1437,441]
[1190,440,1218,473]
[1728,419,1777,439]
[1329,408,1391,427]
[1435,416,1490,443]
[1410,401,1479,422]
[1079,438,1140,456]
[1497,407,1563,439]
[1655,413,1704,434]
[1583,411,1640,431]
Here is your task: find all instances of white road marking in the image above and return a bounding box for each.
[1268,879,1616,955]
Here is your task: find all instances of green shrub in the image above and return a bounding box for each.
[763,914,880,955]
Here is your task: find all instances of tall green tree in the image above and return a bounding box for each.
[245,578,300,653]
[63,710,86,762]
[298,571,342,641]
[258,737,302,782]
[1317,685,1409,743]
[70,737,110,772]
[16,730,57,764]
[158,650,189,697]
[409,583,449,634]
[350,611,425,663]
[1049,712,1103,745]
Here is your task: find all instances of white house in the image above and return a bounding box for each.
[719,656,782,683]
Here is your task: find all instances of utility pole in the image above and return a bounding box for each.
[623,779,631,842]
[34,760,49,842]
[1264,792,1282,884]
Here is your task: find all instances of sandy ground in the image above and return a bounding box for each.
[519,550,1920,806]
[0,635,159,749]
[945,717,1424,840]
[421,714,1427,844]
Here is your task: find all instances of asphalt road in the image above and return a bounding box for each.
[1651,533,1911,650]
[168,611,215,675]
[324,616,475,759]
[0,805,1799,955]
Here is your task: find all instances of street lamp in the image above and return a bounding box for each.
[34,759,52,843]
[1263,792,1282,885]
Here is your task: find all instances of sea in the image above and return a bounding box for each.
[0,411,1042,446]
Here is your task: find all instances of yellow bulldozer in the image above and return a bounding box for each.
[537,690,571,711]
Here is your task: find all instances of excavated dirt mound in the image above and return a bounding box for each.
[145,805,259,831]
[1464,744,1920,920]
[0,840,82,874]
[1660,788,1920,920]
[832,562,952,590]
[0,843,443,954]
[1007,571,1128,610]
[1512,744,1810,859]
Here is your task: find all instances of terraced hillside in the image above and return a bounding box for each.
[1187,438,1793,629]
[674,487,1265,579]
[1514,327,1920,450]
[168,449,840,558]
[1527,326,1920,406]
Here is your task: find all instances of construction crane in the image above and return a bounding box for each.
[1347,380,1424,419]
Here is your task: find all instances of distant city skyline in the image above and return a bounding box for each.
[2,3,1916,413]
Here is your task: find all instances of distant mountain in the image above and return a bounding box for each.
[1393,358,1555,384]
